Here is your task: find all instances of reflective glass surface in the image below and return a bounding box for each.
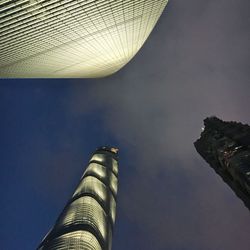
[73,176,116,223]
[56,196,110,241]
[39,230,101,250]
[84,163,118,195]
[90,153,118,175]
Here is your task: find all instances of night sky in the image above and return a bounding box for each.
[1,1,250,250]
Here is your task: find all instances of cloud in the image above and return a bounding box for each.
[68,0,250,249]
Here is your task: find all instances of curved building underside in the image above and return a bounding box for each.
[0,0,169,78]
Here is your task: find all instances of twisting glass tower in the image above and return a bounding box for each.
[38,146,119,250]
[0,0,169,78]
[194,117,250,210]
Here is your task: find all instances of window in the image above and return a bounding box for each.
[56,196,111,242]
[40,230,101,250]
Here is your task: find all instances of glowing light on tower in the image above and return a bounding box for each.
[38,147,119,250]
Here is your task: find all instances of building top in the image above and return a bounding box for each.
[199,116,250,147]
[95,146,119,157]
[194,116,250,210]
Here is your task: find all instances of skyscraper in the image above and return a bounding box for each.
[194,117,250,210]
[0,0,169,78]
[38,146,119,250]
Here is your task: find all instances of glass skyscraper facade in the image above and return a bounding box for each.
[0,0,169,78]
[194,117,250,210]
[38,146,119,250]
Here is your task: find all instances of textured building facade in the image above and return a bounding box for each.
[38,146,119,250]
[194,117,250,210]
[0,0,169,78]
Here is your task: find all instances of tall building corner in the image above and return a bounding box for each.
[194,116,250,210]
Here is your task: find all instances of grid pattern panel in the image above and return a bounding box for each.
[56,196,110,242]
[90,153,118,175]
[39,230,102,250]
[0,0,169,77]
[84,162,118,195]
[73,176,116,224]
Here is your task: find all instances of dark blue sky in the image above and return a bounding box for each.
[1,1,250,249]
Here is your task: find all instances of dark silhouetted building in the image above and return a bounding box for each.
[38,146,119,250]
[194,117,250,210]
